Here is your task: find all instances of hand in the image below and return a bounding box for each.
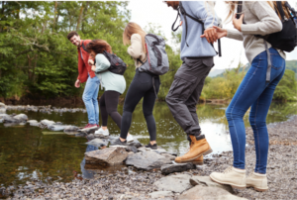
[74,79,80,88]
[91,65,96,72]
[201,27,217,44]
[88,59,94,66]
[232,14,244,32]
[213,26,228,39]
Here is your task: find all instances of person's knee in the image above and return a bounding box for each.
[225,107,236,122]
[82,94,90,103]
[249,115,266,129]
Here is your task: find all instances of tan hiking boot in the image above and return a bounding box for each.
[210,166,247,189]
[246,172,269,192]
[192,155,203,165]
[175,134,212,163]
[190,139,203,165]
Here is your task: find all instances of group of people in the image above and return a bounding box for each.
[67,1,293,192]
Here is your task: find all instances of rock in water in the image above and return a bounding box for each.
[13,114,28,122]
[3,115,18,123]
[28,120,40,127]
[85,138,108,148]
[64,125,80,133]
[85,147,128,166]
[154,174,193,193]
[125,151,172,170]
[190,176,233,194]
[40,119,55,127]
[48,125,67,131]
[161,162,196,175]
[0,102,6,114]
[177,185,248,200]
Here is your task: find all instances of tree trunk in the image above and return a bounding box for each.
[81,1,90,33]
[76,2,84,31]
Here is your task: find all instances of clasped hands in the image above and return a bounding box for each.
[88,59,96,72]
[201,14,244,43]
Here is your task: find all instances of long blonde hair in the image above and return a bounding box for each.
[225,1,291,22]
[123,22,146,53]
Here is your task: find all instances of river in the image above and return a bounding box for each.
[0,101,296,187]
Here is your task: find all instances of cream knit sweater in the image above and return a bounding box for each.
[226,1,286,63]
[127,34,147,68]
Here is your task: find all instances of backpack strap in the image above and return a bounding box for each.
[276,1,285,21]
[172,9,181,32]
[179,2,204,47]
[81,40,88,52]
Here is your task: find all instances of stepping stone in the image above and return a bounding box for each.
[190,176,233,193]
[154,174,192,193]
[161,162,196,175]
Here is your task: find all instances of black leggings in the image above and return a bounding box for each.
[120,70,160,141]
[99,91,122,128]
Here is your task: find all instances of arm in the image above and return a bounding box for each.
[94,54,111,73]
[226,29,244,41]
[241,2,282,35]
[127,34,143,59]
[188,1,218,29]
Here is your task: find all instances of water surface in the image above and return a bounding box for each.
[0,101,296,187]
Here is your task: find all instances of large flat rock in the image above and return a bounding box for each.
[177,185,248,200]
[85,147,128,166]
[148,191,174,198]
[154,174,192,193]
[190,176,233,194]
[125,151,172,170]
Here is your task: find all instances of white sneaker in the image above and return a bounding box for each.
[126,134,134,143]
[210,166,246,189]
[94,127,109,137]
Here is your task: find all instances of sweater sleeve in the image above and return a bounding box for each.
[127,34,143,59]
[241,2,282,35]
[95,54,111,73]
[226,29,244,41]
[187,1,218,29]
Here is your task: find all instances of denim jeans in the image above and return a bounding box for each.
[82,75,100,125]
[226,48,285,174]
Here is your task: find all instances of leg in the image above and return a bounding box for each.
[142,76,160,142]
[99,92,108,127]
[166,58,213,136]
[91,76,100,125]
[104,91,122,129]
[226,51,275,170]
[120,71,148,140]
[249,55,286,174]
[82,76,100,125]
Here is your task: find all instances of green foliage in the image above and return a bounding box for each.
[273,69,297,101]
[202,66,297,101]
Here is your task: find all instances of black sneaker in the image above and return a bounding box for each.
[110,138,127,146]
[145,143,158,150]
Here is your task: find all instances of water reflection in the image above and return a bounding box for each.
[80,144,98,179]
[0,101,296,186]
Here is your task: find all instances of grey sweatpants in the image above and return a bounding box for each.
[165,57,214,136]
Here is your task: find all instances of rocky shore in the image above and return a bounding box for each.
[0,103,296,200]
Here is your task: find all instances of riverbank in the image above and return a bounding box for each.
[1,115,296,199]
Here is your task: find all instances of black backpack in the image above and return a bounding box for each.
[102,51,127,75]
[237,1,297,52]
[82,41,126,75]
[171,2,222,57]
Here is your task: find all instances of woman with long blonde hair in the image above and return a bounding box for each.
[112,22,161,149]
[209,1,290,191]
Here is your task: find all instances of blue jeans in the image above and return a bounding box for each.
[82,75,100,124]
[226,48,285,174]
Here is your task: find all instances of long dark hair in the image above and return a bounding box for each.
[86,39,112,54]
